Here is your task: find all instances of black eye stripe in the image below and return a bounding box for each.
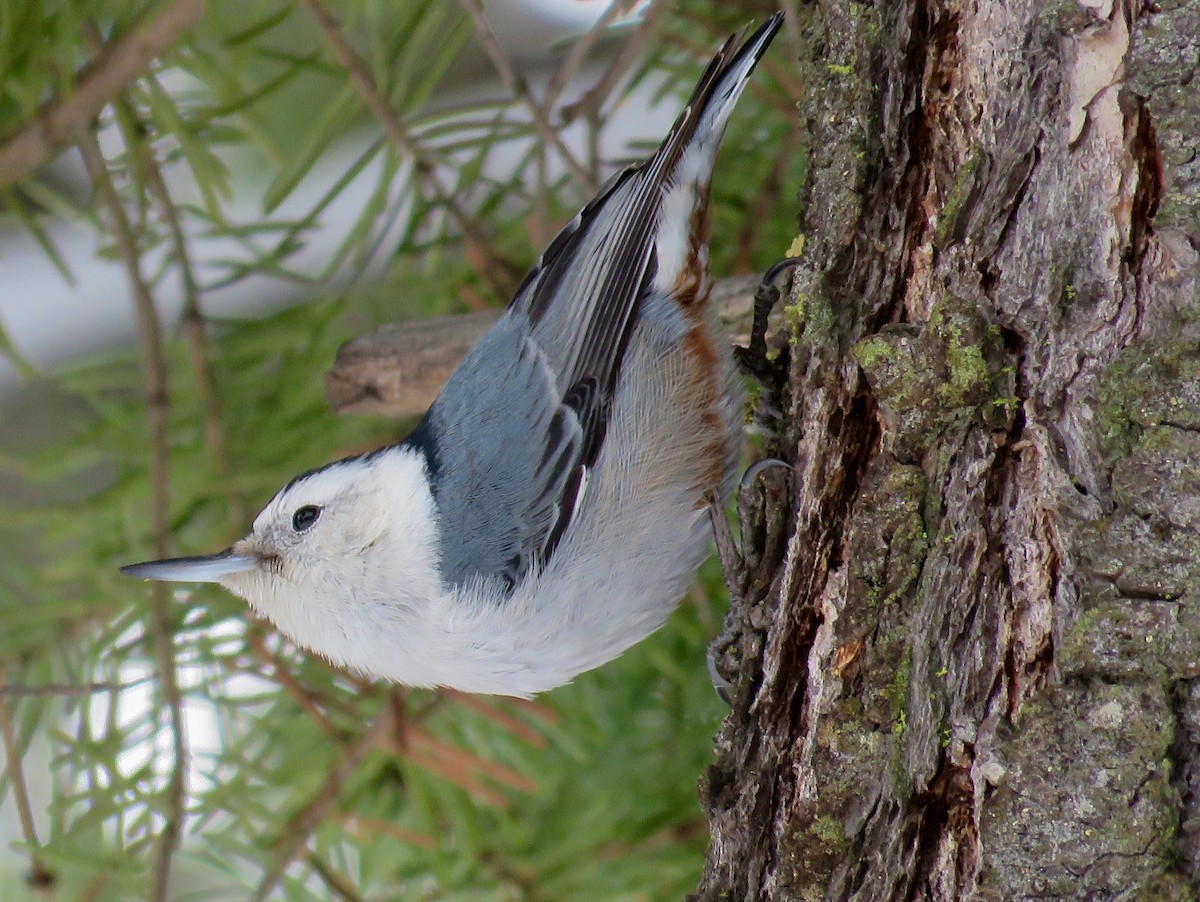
[292,505,322,532]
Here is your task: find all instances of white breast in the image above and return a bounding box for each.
[410,306,741,696]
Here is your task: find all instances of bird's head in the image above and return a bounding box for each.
[121,448,443,666]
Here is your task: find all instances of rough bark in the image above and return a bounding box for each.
[694,0,1200,900]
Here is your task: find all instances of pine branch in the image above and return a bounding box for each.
[403,722,538,795]
[126,77,243,527]
[77,128,187,902]
[0,677,154,697]
[456,0,596,193]
[0,673,53,896]
[543,0,639,109]
[252,701,398,902]
[560,0,671,124]
[444,691,550,748]
[86,39,245,534]
[0,0,204,189]
[341,814,434,850]
[296,0,518,297]
[244,628,339,739]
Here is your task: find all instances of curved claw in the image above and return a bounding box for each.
[707,647,734,705]
[740,457,793,493]
[761,255,803,287]
[738,257,802,383]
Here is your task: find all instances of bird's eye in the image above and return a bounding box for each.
[291,505,322,532]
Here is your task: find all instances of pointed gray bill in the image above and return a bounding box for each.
[120,549,256,583]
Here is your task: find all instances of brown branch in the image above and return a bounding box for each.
[778,0,805,63]
[77,128,186,902]
[0,672,53,895]
[296,0,517,297]
[141,110,230,501]
[326,273,760,417]
[503,694,560,724]
[396,746,508,808]
[252,703,397,902]
[456,0,596,193]
[0,0,205,189]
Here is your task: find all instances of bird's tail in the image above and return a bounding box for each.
[650,12,784,295]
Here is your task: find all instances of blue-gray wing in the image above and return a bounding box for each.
[403,136,673,594]
[404,316,589,591]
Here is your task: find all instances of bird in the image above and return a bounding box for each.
[122,13,784,698]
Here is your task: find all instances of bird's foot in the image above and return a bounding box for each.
[703,460,795,704]
[705,488,745,704]
[706,488,744,605]
[734,256,801,385]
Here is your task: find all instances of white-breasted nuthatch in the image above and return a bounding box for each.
[122,14,784,697]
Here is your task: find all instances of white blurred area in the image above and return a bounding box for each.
[0,0,664,401]
[0,0,685,895]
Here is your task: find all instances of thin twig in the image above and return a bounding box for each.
[244,629,338,738]
[456,0,595,193]
[543,0,637,109]
[341,813,434,850]
[74,871,111,902]
[126,77,242,527]
[0,0,204,189]
[296,0,516,296]
[252,704,397,902]
[503,694,560,724]
[560,0,670,124]
[405,723,538,793]
[443,690,548,747]
[533,145,548,247]
[305,852,365,902]
[77,128,186,902]
[0,676,154,697]
[585,105,602,187]
[86,45,242,529]
[399,746,508,808]
[0,673,53,895]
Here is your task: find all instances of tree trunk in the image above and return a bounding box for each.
[695,0,1199,899]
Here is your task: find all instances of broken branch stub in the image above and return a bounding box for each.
[326,274,761,418]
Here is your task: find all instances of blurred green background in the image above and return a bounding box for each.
[0,0,801,898]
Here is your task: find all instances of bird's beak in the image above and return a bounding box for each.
[120,548,257,583]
